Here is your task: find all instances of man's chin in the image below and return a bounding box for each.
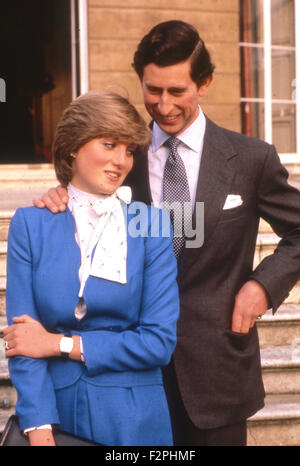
[155,121,184,136]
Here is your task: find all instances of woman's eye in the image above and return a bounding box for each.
[103,142,115,149]
[127,147,136,156]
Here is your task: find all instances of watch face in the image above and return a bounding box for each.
[60,337,73,354]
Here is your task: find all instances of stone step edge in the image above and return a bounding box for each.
[0,211,15,219]
[260,345,300,369]
[0,163,55,176]
[248,394,300,422]
[259,305,300,322]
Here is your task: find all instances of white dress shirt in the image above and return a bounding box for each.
[148,105,206,208]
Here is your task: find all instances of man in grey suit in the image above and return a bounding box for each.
[34,20,300,446]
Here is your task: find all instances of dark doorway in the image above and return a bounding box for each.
[0,0,72,164]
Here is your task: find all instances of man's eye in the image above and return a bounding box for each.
[147,88,161,94]
[171,90,185,96]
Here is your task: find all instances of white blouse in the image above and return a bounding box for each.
[67,183,132,319]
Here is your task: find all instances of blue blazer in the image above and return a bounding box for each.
[6,203,179,445]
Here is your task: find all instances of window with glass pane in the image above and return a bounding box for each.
[240,0,297,154]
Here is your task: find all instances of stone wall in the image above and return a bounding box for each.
[88,0,241,132]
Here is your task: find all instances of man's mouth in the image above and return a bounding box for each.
[157,113,182,122]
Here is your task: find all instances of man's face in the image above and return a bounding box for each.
[141,59,211,136]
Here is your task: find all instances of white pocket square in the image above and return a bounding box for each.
[223,194,243,210]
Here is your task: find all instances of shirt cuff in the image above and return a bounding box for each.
[23,424,52,435]
[80,336,85,363]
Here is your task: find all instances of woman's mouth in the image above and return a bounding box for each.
[105,170,121,181]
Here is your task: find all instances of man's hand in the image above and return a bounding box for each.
[33,185,69,213]
[231,280,270,333]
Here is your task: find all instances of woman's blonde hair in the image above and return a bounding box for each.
[53,90,151,186]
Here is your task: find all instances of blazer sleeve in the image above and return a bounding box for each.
[81,209,180,377]
[250,145,300,311]
[6,209,60,431]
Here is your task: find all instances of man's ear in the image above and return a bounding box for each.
[197,74,213,98]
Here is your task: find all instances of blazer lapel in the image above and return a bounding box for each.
[179,117,238,271]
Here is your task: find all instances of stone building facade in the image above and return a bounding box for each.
[87,0,241,133]
[0,0,298,165]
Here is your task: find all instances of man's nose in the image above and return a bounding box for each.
[157,93,173,115]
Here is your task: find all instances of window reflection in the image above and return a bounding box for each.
[272,49,295,100]
[240,0,296,154]
[271,0,295,46]
[272,104,296,153]
[240,0,264,43]
[240,46,264,99]
[241,102,265,139]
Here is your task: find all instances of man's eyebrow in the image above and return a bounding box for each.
[168,86,187,92]
[145,83,187,92]
[145,83,162,90]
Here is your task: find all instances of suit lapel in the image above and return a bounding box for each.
[179,117,238,271]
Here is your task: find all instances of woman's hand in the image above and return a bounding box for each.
[28,428,56,446]
[3,314,82,360]
[3,315,61,359]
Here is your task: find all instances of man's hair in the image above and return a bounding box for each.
[53,90,151,186]
[133,20,215,87]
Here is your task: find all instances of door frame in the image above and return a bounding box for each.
[71,0,89,99]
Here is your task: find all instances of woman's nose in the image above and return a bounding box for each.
[112,145,127,166]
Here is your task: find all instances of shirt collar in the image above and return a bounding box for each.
[151,105,206,153]
[68,184,132,210]
[116,186,132,204]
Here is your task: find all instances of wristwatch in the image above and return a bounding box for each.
[59,336,74,360]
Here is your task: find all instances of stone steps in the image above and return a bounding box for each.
[247,394,300,446]
[0,164,56,190]
[0,278,6,317]
[260,346,300,395]
[258,305,300,347]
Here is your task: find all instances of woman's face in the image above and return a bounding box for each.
[71,138,136,195]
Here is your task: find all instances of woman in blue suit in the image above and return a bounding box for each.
[4,91,179,446]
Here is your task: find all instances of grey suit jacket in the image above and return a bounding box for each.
[124,117,300,429]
